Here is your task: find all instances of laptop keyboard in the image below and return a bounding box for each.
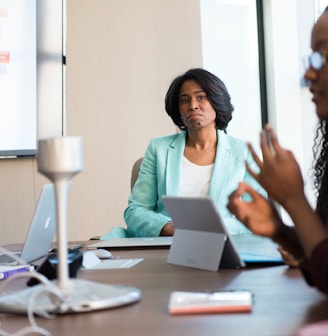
[0,253,21,264]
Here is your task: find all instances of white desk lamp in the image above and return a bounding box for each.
[37,136,83,290]
[0,136,141,314]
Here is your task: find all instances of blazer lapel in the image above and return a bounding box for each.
[209,131,231,202]
[166,132,186,195]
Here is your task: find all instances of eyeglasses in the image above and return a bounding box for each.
[306,51,327,70]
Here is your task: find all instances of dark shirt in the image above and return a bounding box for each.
[299,237,328,294]
[307,237,328,294]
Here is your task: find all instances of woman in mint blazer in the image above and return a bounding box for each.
[103,68,265,239]
[124,130,265,237]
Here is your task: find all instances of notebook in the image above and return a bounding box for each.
[88,237,173,250]
[162,196,283,271]
[0,184,57,265]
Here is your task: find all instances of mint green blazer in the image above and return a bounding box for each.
[122,130,266,237]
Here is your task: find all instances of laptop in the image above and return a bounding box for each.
[88,237,173,250]
[0,184,57,265]
[162,196,283,271]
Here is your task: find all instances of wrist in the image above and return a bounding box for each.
[272,221,288,244]
[280,193,309,214]
[273,223,305,261]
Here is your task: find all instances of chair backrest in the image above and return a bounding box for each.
[130,157,143,191]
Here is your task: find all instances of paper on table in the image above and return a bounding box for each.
[82,251,143,269]
[90,259,143,269]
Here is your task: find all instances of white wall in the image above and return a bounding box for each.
[65,0,203,240]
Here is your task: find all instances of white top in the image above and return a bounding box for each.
[179,156,214,197]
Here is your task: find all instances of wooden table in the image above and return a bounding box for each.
[0,247,327,336]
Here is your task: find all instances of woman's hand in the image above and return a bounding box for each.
[277,246,301,268]
[246,125,306,209]
[227,182,283,239]
[160,221,175,236]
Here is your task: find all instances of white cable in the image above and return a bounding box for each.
[0,325,51,336]
[0,269,52,296]
[0,269,66,336]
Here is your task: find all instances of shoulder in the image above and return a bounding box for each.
[218,131,248,152]
[148,132,185,147]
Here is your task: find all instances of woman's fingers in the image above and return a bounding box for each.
[247,142,263,168]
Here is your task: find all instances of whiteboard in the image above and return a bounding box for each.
[0,0,37,156]
[0,0,63,157]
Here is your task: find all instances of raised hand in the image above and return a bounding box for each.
[245,125,305,209]
[227,182,283,238]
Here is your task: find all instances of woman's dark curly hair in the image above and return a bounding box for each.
[165,68,234,131]
[310,7,328,222]
[313,120,328,222]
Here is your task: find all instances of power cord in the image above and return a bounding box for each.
[0,247,66,336]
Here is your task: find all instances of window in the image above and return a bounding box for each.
[200,0,263,146]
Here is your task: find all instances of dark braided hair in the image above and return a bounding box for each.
[313,120,328,222]
[165,68,234,131]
